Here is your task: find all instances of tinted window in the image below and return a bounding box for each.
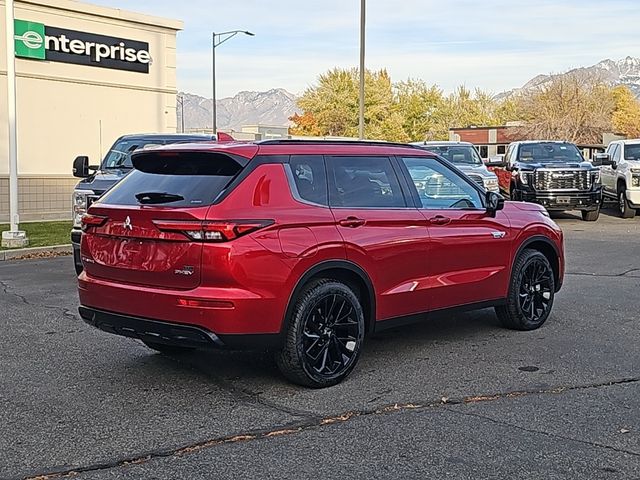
[497,145,506,155]
[289,155,328,205]
[479,145,488,159]
[327,156,406,208]
[402,157,483,209]
[98,152,243,207]
[624,144,640,160]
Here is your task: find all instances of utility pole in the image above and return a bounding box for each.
[358,0,366,140]
[2,0,28,248]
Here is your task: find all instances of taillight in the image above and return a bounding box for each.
[153,220,274,242]
[81,213,107,231]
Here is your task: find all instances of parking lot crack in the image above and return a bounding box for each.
[443,406,640,459]
[0,280,78,321]
[18,377,640,480]
[567,268,640,278]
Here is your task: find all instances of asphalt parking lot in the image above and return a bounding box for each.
[1,206,639,480]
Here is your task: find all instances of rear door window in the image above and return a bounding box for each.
[326,156,406,208]
[97,152,244,207]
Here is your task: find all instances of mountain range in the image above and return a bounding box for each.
[177,57,640,130]
[177,88,299,132]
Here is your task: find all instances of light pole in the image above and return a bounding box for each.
[2,0,28,248]
[212,30,254,134]
[358,0,366,140]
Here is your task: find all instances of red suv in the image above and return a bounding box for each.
[78,140,564,387]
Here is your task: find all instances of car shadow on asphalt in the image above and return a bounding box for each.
[142,308,506,388]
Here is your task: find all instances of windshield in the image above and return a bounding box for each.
[102,139,164,169]
[102,136,213,169]
[426,145,482,165]
[624,144,640,161]
[517,143,584,163]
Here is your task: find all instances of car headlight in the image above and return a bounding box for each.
[72,190,94,228]
[519,172,532,185]
[632,174,640,188]
[483,177,500,192]
[591,170,601,184]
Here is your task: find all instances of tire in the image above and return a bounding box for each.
[581,209,600,222]
[496,249,555,331]
[619,186,636,219]
[142,340,194,355]
[276,279,365,388]
[510,186,518,201]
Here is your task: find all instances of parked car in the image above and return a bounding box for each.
[597,139,640,218]
[487,141,604,221]
[77,140,565,388]
[411,141,500,193]
[71,133,216,274]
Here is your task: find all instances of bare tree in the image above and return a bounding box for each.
[512,72,614,144]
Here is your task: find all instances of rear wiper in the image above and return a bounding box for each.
[135,192,184,204]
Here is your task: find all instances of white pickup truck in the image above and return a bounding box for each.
[599,140,640,218]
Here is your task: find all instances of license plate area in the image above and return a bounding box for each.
[556,196,571,204]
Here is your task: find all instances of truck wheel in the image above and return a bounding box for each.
[619,187,636,219]
[276,279,365,388]
[581,209,600,222]
[496,249,555,331]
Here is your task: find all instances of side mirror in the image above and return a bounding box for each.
[485,155,505,167]
[592,153,613,167]
[73,156,90,178]
[486,191,505,217]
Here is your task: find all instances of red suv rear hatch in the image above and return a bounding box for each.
[80,148,252,289]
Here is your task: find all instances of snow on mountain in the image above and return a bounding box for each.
[177,88,300,131]
[497,56,640,99]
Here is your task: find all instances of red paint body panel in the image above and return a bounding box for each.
[78,142,565,341]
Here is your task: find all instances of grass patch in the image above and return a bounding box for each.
[0,221,72,250]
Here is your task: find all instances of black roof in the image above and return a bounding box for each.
[118,133,215,141]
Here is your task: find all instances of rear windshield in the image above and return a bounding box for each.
[97,152,243,207]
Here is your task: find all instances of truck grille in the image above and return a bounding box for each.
[534,170,590,191]
[467,174,484,187]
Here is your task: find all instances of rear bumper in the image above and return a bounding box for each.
[79,306,281,349]
[519,189,602,211]
[77,271,286,336]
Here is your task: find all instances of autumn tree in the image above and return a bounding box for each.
[611,85,640,138]
[513,72,614,144]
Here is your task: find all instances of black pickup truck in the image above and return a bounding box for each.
[71,133,215,274]
[487,141,606,221]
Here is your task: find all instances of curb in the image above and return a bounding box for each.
[0,244,72,261]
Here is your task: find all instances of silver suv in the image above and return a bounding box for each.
[411,141,500,193]
[600,139,640,218]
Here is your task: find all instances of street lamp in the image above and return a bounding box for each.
[212,30,254,134]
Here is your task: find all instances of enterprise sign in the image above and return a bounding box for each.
[14,19,151,73]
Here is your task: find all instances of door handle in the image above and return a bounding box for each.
[428,215,451,226]
[339,216,366,228]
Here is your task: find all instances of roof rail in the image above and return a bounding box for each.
[257,139,425,149]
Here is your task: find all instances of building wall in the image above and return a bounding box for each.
[0,0,182,222]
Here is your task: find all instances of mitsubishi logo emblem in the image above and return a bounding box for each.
[123,216,133,230]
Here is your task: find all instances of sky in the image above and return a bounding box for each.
[93,0,640,99]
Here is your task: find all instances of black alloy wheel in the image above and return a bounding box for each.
[277,280,365,388]
[496,249,555,330]
[517,258,553,324]
[302,293,360,377]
